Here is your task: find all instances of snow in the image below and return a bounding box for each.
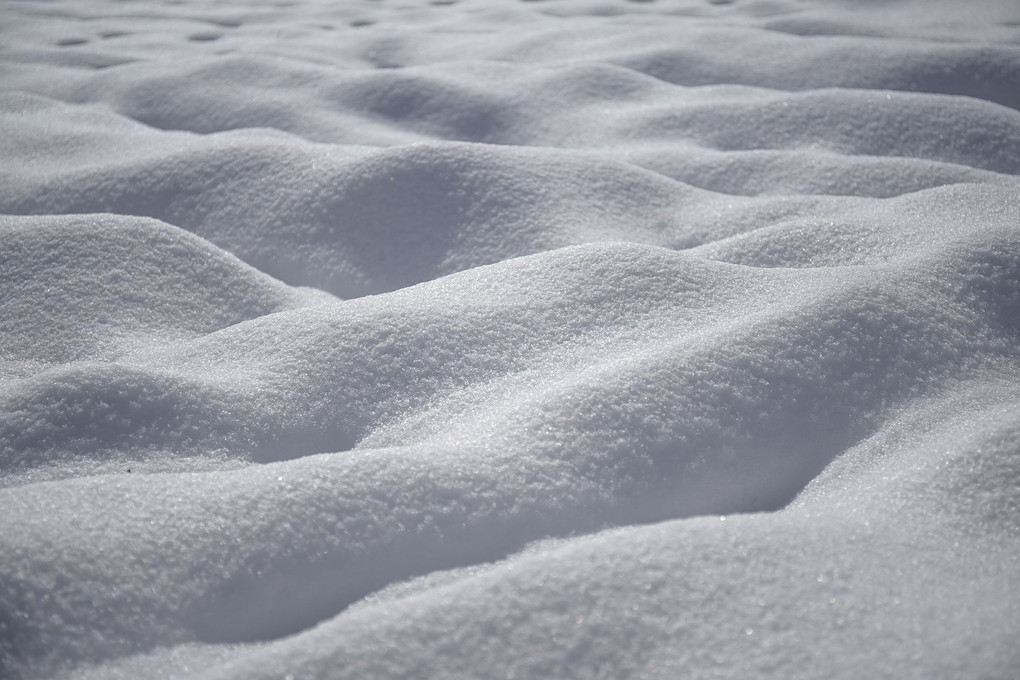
[2,0,1019,678]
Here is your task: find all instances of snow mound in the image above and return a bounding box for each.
[0,213,321,369]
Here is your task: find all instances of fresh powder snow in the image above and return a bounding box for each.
[1,0,1019,679]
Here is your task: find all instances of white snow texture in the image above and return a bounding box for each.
[2,0,1019,678]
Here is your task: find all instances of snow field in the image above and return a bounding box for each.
[2,0,1019,678]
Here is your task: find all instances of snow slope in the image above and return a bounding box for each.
[1,0,1019,678]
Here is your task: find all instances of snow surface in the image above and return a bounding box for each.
[2,0,1019,678]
